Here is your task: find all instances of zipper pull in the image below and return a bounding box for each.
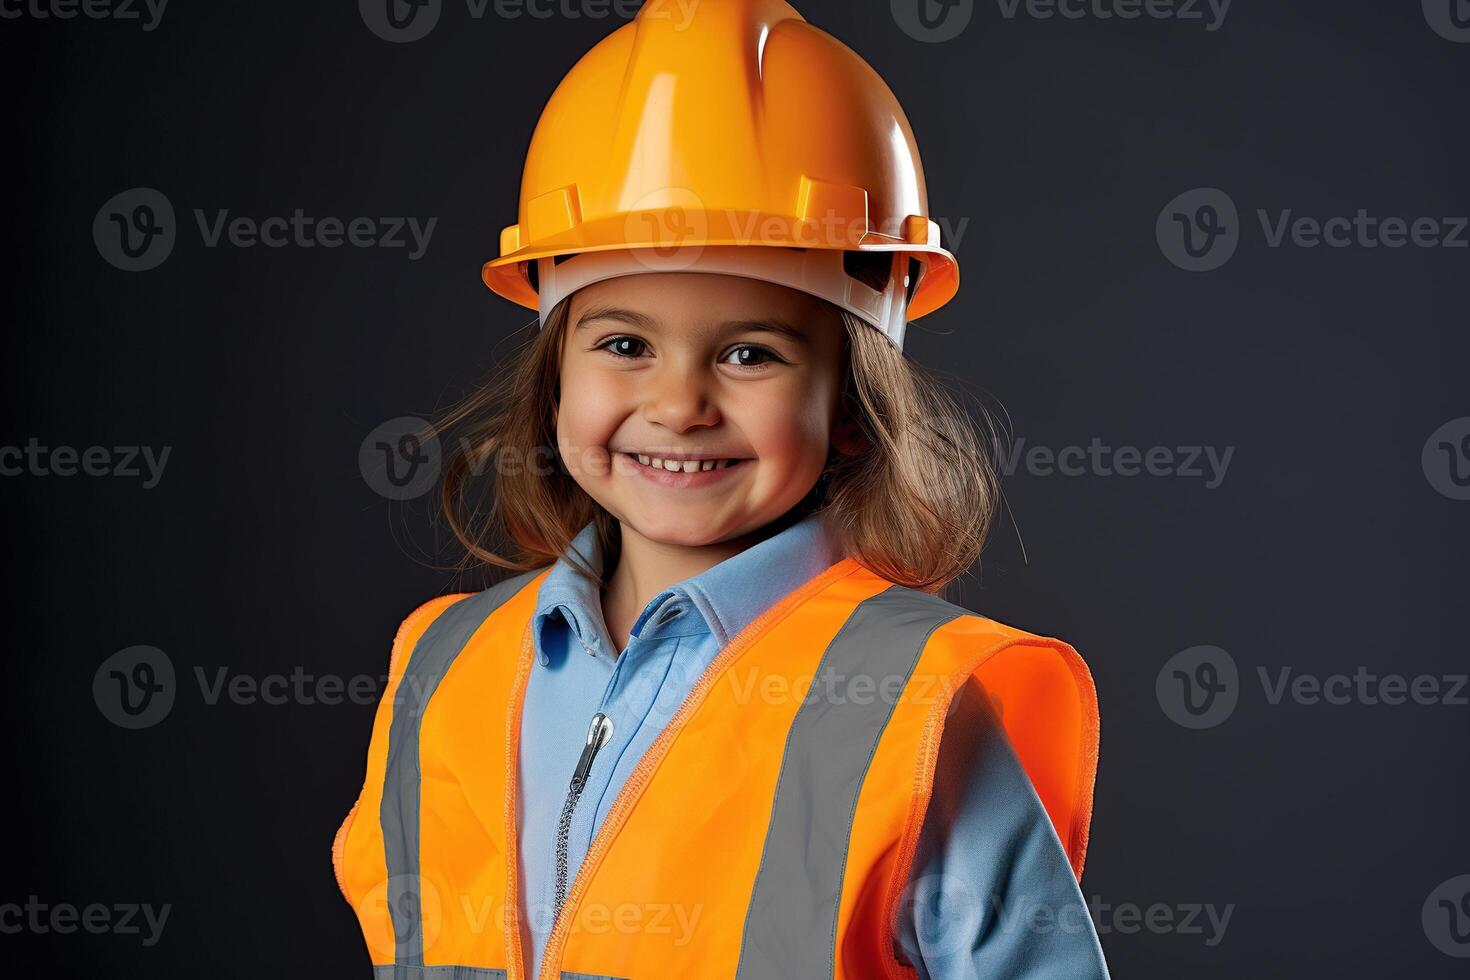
[570,712,613,789]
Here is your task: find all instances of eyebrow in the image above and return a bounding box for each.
[576,306,810,345]
[575,305,654,331]
[723,318,810,345]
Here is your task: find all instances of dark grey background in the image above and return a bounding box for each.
[4,1,1467,976]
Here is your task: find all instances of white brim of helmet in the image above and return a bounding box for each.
[534,245,917,351]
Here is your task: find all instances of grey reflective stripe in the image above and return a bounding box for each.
[735,585,964,980]
[371,971,625,980]
[374,967,507,979]
[380,569,545,967]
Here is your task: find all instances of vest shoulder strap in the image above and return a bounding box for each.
[814,578,1096,877]
[332,568,551,922]
[903,590,1099,880]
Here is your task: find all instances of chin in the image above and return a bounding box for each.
[620,509,743,548]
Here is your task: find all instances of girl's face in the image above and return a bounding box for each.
[557,270,848,547]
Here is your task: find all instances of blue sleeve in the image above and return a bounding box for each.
[892,676,1110,980]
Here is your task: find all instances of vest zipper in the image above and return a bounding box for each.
[553,711,613,921]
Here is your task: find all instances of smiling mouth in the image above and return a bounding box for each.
[620,452,748,473]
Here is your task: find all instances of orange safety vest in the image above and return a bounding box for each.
[334,556,1100,980]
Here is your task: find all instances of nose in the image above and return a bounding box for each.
[640,357,721,434]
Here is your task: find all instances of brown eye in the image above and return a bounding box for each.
[596,336,648,359]
[723,345,781,369]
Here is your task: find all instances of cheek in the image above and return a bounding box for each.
[736,379,834,469]
[555,364,627,464]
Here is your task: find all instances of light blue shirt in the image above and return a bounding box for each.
[516,511,1109,979]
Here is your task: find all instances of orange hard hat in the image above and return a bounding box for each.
[481,0,960,349]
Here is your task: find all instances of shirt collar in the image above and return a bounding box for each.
[532,520,613,659]
[532,511,848,661]
[670,511,847,647]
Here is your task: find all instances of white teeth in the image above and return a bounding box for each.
[630,453,741,472]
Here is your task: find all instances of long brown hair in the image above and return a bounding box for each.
[432,294,1000,598]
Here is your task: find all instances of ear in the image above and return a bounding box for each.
[831,411,865,457]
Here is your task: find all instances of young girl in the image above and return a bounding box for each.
[335,2,1107,978]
